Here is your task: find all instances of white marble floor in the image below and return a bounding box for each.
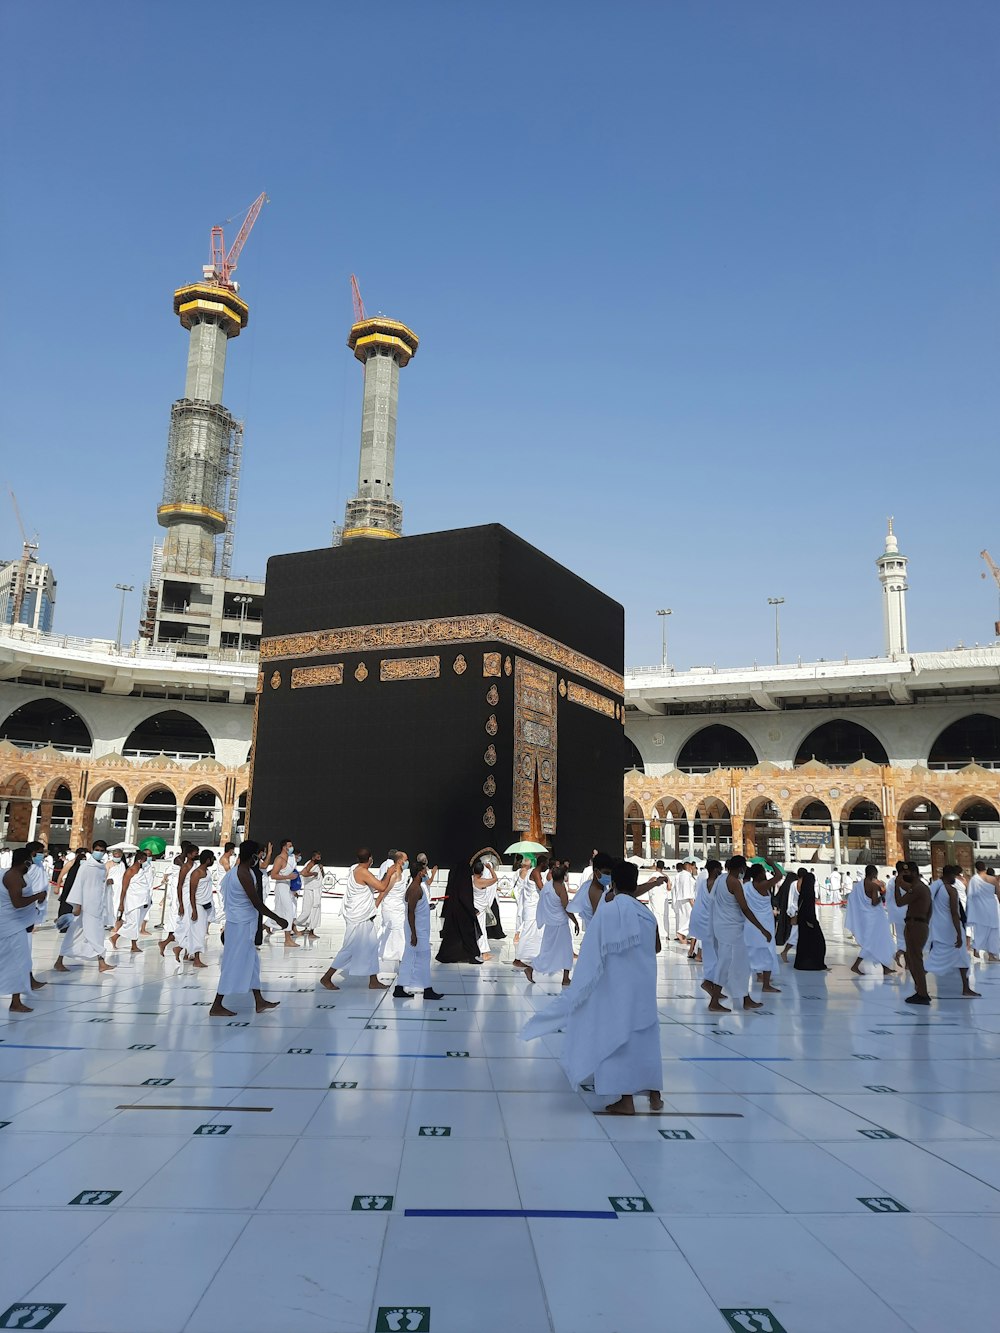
[2,906,999,1333]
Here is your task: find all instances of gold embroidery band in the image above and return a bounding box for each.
[291,664,344,689]
[261,614,623,696]
[566,681,617,719]
[380,656,441,682]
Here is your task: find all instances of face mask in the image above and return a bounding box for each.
[92,850,106,863]
[598,873,612,887]
[33,853,43,866]
[113,854,122,862]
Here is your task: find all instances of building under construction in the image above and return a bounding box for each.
[141,196,268,659]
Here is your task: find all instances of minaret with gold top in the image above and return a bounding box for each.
[341,285,419,542]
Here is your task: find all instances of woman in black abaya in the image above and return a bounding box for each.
[793,870,828,971]
[436,855,483,964]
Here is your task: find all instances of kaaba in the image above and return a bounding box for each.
[249,524,624,867]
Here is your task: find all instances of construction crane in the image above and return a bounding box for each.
[6,487,39,627]
[980,550,1000,637]
[204,191,269,290]
[350,273,366,323]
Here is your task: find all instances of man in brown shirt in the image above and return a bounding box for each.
[895,860,932,1005]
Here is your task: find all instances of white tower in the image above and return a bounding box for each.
[876,517,909,657]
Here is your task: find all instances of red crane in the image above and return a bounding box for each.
[206,191,269,289]
[350,274,367,323]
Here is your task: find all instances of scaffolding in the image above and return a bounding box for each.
[139,542,163,642]
[160,398,243,577]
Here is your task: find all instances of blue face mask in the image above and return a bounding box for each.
[33,853,43,866]
[92,850,106,863]
[598,873,612,887]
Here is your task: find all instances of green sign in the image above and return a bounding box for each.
[287,1047,312,1054]
[352,1194,393,1210]
[609,1195,653,1213]
[659,1129,694,1140]
[418,1126,451,1137]
[143,1078,173,1086]
[0,1305,66,1330]
[445,1051,469,1058]
[375,1309,430,1331]
[193,1124,231,1136]
[68,1190,121,1206]
[721,1311,788,1333]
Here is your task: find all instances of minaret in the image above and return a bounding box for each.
[876,517,909,656]
[341,314,419,541]
[158,282,248,575]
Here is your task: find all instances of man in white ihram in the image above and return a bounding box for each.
[320,848,398,991]
[966,860,1000,962]
[672,859,696,941]
[55,841,114,974]
[210,840,286,1017]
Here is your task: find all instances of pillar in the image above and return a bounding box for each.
[783,820,792,865]
[0,798,7,839]
[70,797,87,850]
[27,798,40,842]
[883,816,900,866]
[222,798,235,844]
[687,818,696,861]
[832,821,842,867]
[125,804,137,845]
[173,806,183,850]
[664,814,674,857]
[643,820,651,861]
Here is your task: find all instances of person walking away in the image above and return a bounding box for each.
[522,859,663,1115]
[394,855,443,1000]
[966,861,1000,962]
[926,864,980,998]
[525,863,575,985]
[849,866,896,976]
[792,871,827,971]
[885,861,908,966]
[688,859,724,1004]
[744,862,783,994]
[186,850,217,967]
[112,850,150,953]
[712,856,772,1010]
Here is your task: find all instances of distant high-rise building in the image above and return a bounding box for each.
[0,556,56,632]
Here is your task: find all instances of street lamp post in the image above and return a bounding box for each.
[114,583,134,652]
[656,608,672,668]
[767,597,785,665]
[233,595,253,655]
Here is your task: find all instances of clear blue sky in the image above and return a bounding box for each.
[1,1,997,667]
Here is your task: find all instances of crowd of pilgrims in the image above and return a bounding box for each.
[2,838,998,1111]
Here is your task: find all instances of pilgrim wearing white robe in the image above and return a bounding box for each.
[672,867,695,937]
[514,871,542,963]
[569,874,597,930]
[522,892,660,1097]
[330,865,380,977]
[174,864,194,953]
[966,873,1000,956]
[687,871,720,984]
[744,881,779,974]
[785,881,800,950]
[0,879,35,997]
[531,882,574,975]
[713,874,752,1003]
[118,861,153,943]
[473,873,495,957]
[271,853,297,937]
[844,881,864,943]
[885,874,906,951]
[926,880,971,976]
[853,886,896,969]
[397,873,432,990]
[25,860,49,925]
[59,859,109,961]
[217,864,261,995]
[379,869,407,965]
[297,865,324,934]
[186,868,216,958]
[106,858,125,928]
[646,876,668,939]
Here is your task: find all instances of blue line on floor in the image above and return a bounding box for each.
[680,1056,792,1061]
[404,1208,618,1219]
[0,1042,84,1051]
[325,1053,452,1059]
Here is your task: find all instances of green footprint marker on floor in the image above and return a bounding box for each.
[128,1043,155,1050]
[142,1078,173,1086]
[0,1305,66,1329]
[375,1308,430,1332]
[330,1081,358,1089]
[859,1128,899,1139]
[418,1126,451,1136]
[609,1195,653,1212]
[193,1124,231,1135]
[859,1196,909,1212]
[445,1051,469,1057]
[864,1085,897,1093]
[352,1194,393,1210]
[659,1129,694,1140]
[68,1189,121,1206]
[721,1310,788,1333]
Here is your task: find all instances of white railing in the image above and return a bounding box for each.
[1,624,258,670]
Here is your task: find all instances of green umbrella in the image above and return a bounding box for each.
[504,840,548,856]
[139,836,166,856]
[749,855,784,876]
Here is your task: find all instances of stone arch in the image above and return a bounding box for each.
[624,799,644,858]
[793,719,889,767]
[742,795,785,862]
[135,785,179,842]
[694,796,733,859]
[897,796,942,864]
[676,724,758,774]
[181,785,224,841]
[37,775,77,847]
[123,711,215,761]
[0,770,34,842]
[955,796,1000,857]
[623,735,645,775]
[84,782,133,847]
[928,714,1000,770]
[840,797,886,863]
[235,789,248,836]
[0,696,93,754]
[651,796,688,859]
